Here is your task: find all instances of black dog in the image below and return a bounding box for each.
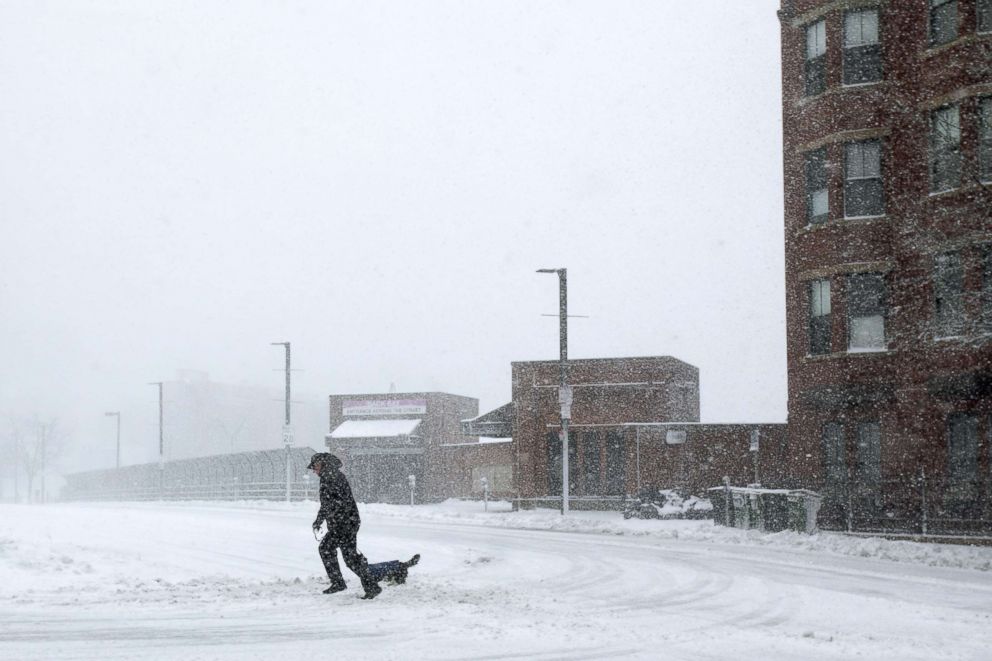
[367,554,420,585]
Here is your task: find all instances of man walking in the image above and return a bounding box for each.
[308,452,381,599]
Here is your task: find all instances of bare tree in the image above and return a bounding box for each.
[0,428,19,502]
[9,416,66,503]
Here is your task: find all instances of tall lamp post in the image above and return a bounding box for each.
[537,267,570,515]
[105,411,121,469]
[149,382,164,498]
[271,342,292,503]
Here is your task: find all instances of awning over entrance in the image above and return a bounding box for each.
[328,419,422,439]
[461,402,514,437]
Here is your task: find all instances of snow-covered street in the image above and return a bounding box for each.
[2,501,992,660]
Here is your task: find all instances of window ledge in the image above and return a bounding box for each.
[797,215,887,236]
[803,349,893,361]
[927,183,982,200]
[842,214,887,222]
[797,222,830,235]
[932,332,992,345]
[798,91,827,107]
[796,82,890,108]
[841,80,884,90]
[921,34,976,60]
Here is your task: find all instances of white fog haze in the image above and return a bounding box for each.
[1,0,785,475]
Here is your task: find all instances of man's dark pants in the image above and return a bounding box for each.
[318,527,376,592]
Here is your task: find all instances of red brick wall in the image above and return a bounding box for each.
[780,1,992,505]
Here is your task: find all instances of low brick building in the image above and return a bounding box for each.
[511,356,699,500]
[500,356,786,505]
[324,392,478,503]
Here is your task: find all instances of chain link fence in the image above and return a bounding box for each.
[62,447,321,502]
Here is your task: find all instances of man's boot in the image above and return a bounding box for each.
[361,583,382,599]
[323,582,347,594]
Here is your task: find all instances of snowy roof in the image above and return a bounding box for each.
[328,419,421,439]
[439,437,513,448]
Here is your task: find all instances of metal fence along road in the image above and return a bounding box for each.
[62,447,321,502]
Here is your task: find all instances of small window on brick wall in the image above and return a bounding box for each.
[847,273,887,351]
[854,422,881,494]
[822,422,847,492]
[844,9,881,85]
[980,97,992,183]
[805,20,827,96]
[845,140,884,217]
[809,279,832,355]
[930,105,961,193]
[947,414,978,504]
[934,252,964,336]
[982,247,992,331]
[929,0,957,47]
[805,148,828,223]
[979,0,992,33]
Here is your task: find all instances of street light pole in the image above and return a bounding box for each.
[149,382,164,498]
[271,342,292,503]
[105,411,121,469]
[537,267,570,515]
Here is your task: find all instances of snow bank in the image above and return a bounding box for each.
[357,499,992,573]
[19,498,988,575]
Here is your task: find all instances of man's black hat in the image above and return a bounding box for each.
[307,452,341,469]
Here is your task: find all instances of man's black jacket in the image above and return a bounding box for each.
[314,467,362,544]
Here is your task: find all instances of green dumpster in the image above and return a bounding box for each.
[759,491,791,532]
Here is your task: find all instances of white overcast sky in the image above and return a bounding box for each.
[1,1,785,472]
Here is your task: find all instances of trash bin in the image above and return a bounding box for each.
[759,491,791,532]
[733,490,764,530]
[710,485,821,534]
[707,486,735,526]
[730,489,758,530]
[786,489,823,534]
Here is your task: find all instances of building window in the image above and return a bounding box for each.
[809,279,832,355]
[805,20,827,96]
[947,414,978,504]
[979,0,992,33]
[844,140,884,217]
[843,9,881,85]
[930,105,961,193]
[847,273,887,351]
[805,148,828,222]
[854,422,881,495]
[822,422,847,492]
[980,97,992,183]
[934,252,964,336]
[929,0,957,46]
[982,247,992,330]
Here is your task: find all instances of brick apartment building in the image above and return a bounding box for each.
[779,0,992,530]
